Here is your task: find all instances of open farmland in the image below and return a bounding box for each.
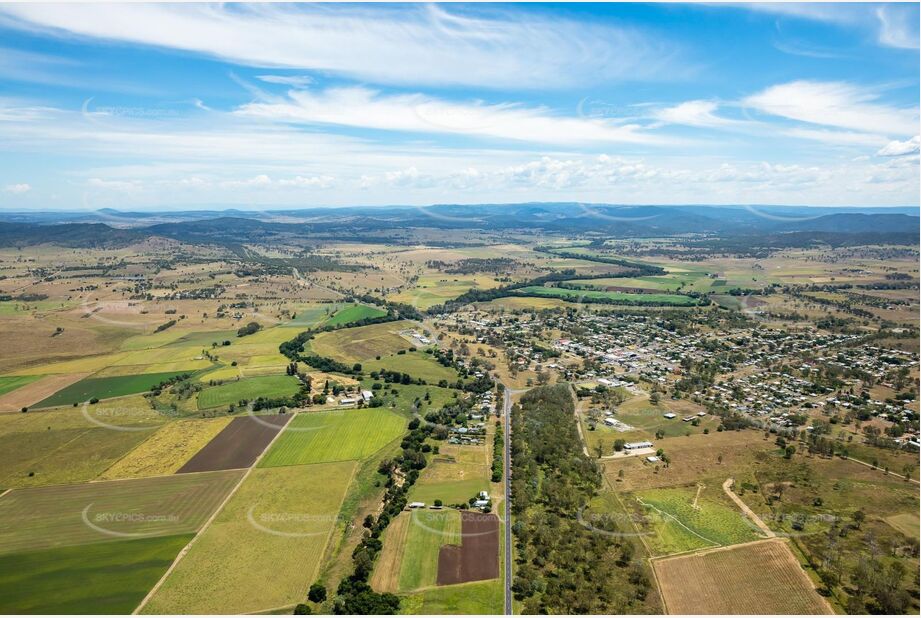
[653,539,832,614]
[372,509,462,593]
[0,533,193,614]
[34,370,191,408]
[0,375,40,397]
[176,414,290,473]
[142,461,356,614]
[399,579,504,615]
[99,417,233,480]
[260,407,407,467]
[0,373,89,411]
[196,374,300,409]
[366,351,459,383]
[0,469,242,555]
[309,320,415,363]
[323,303,387,326]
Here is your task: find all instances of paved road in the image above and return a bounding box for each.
[502,385,513,615]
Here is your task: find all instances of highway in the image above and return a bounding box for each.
[502,384,513,615]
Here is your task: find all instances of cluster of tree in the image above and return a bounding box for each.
[236,321,262,337]
[148,372,193,396]
[534,247,666,276]
[370,370,425,385]
[491,420,503,482]
[425,257,518,274]
[509,385,652,613]
[332,419,434,614]
[154,319,177,333]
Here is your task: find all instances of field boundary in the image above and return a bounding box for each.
[132,412,294,614]
[722,478,774,538]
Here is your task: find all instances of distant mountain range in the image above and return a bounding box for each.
[0,204,917,248]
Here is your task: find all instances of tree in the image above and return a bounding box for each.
[717,454,723,465]
[649,392,660,405]
[294,603,312,615]
[613,439,625,452]
[784,445,796,459]
[852,509,865,530]
[308,583,327,603]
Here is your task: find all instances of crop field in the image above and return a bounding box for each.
[0,375,40,397]
[632,486,761,556]
[176,414,290,473]
[399,579,504,615]
[653,539,832,614]
[143,461,356,614]
[0,469,242,554]
[389,275,504,310]
[260,407,407,467]
[0,533,193,614]
[309,320,416,363]
[99,417,233,480]
[196,375,300,409]
[365,351,458,383]
[34,370,191,408]
[372,509,461,593]
[514,286,702,306]
[323,303,387,326]
[0,373,89,411]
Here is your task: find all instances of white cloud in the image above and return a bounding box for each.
[744,80,918,136]
[256,75,314,88]
[877,136,921,157]
[876,5,921,49]
[236,86,666,146]
[654,100,742,128]
[784,128,889,147]
[0,3,681,89]
[3,182,30,194]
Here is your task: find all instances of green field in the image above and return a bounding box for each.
[408,478,488,507]
[366,351,459,383]
[143,461,355,614]
[34,371,191,408]
[197,375,300,409]
[0,534,192,614]
[399,509,461,591]
[162,329,239,348]
[514,286,702,306]
[0,375,40,397]
[0,469,242,554]
[323,303,387,327]
[400,579,504,615]
[260,408,406,467]
[634,486,760,556]
[363,382,461,417]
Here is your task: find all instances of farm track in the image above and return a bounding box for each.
[722,478,774,538]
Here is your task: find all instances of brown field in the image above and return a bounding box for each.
[653,539,832,615]
[176,414,291,473]
[437,511,499,585]
[604,429,773,491]
[0,373,89,412]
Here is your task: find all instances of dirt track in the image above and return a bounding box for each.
[437,510,499,585]
[176,414,290,473]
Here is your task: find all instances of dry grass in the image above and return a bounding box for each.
[0,373,90,412]
[654,539,832,614]
[99,417,233,480]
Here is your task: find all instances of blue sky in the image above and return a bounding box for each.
[0,2,918,210]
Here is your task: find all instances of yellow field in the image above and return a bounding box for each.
[143,461,356,614]
[309,320,414,364]
[99,417,233,480]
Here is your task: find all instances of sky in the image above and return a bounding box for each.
[0,2,918,211]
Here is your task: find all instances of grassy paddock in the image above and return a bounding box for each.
[197,375,300,409]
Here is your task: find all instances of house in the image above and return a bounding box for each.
[408,502,425,509]
[473,499,490,508]
[603,418,617,426]
[624,441,653,450]
[663,412,677,419]
[478,490,489,500]
[360,390,374,403]
[646,456,660,463]
[339,397,358,405]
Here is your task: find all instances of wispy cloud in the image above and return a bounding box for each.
[0,3,683,89]
[653,100,745,128]
[877,135,920,157]
[3,182,30,194]
[743,80,918,136]
[236,86,670,146]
